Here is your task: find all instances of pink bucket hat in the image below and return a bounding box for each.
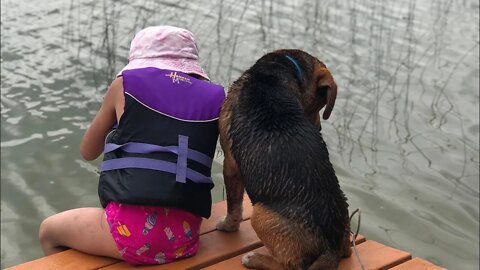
[119,26,209,80]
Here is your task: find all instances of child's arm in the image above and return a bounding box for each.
[80,77,124,161]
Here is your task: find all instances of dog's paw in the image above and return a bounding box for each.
[241,252,257,268]
[216,215,240,232]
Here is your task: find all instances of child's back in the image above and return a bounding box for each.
[39,26,225,266]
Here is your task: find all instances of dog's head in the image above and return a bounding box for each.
[261,49,337,130]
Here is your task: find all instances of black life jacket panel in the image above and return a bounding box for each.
[98,67,225,218]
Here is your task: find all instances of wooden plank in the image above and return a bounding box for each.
[100,220,262,270]
[10,196,443,270]
[390,257,447,270]
[338,240,411,270]
[6,196,252,270]
[202,246,267,270]
[203,235,367,270]
[4,249,118,270]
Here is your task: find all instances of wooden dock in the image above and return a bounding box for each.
[7,196,446,270]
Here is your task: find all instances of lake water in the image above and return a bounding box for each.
[1,0,479,269]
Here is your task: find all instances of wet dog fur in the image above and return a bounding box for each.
[216,49,351,270]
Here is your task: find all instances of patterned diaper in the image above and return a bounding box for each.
[105,202,202,265]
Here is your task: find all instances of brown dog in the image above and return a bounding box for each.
[216,49,351,270]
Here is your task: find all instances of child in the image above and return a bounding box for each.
[39,26,225,265]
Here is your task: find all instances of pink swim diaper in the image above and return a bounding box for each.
[105,202,202,265]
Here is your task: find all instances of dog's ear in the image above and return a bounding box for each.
[315,67,337,120]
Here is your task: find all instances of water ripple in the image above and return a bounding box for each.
[1,134,44,148]
[1,0,478,269]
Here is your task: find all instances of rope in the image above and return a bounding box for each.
[350,208,365,270]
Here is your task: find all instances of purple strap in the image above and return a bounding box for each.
[100,157,213,184]
[103,142,213,168]
[176,135,188,184]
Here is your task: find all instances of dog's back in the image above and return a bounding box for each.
[229,52,349,263]
[219,50,351,269]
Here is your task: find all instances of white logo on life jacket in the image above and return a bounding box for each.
[165,72,192,84]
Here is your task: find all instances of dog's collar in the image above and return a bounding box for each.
[285,55,303,81]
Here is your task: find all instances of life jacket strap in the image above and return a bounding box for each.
[101,135,214,184]
[176,135,188,183]
[103,140,213,168]
[100,157,213,184]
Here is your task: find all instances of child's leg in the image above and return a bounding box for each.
[39,207,122,259]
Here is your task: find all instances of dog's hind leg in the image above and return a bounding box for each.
[249,204,322,270]
[242,250,337,270]
[216,148,244,232]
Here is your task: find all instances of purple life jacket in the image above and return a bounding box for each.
[98,68,225,218]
